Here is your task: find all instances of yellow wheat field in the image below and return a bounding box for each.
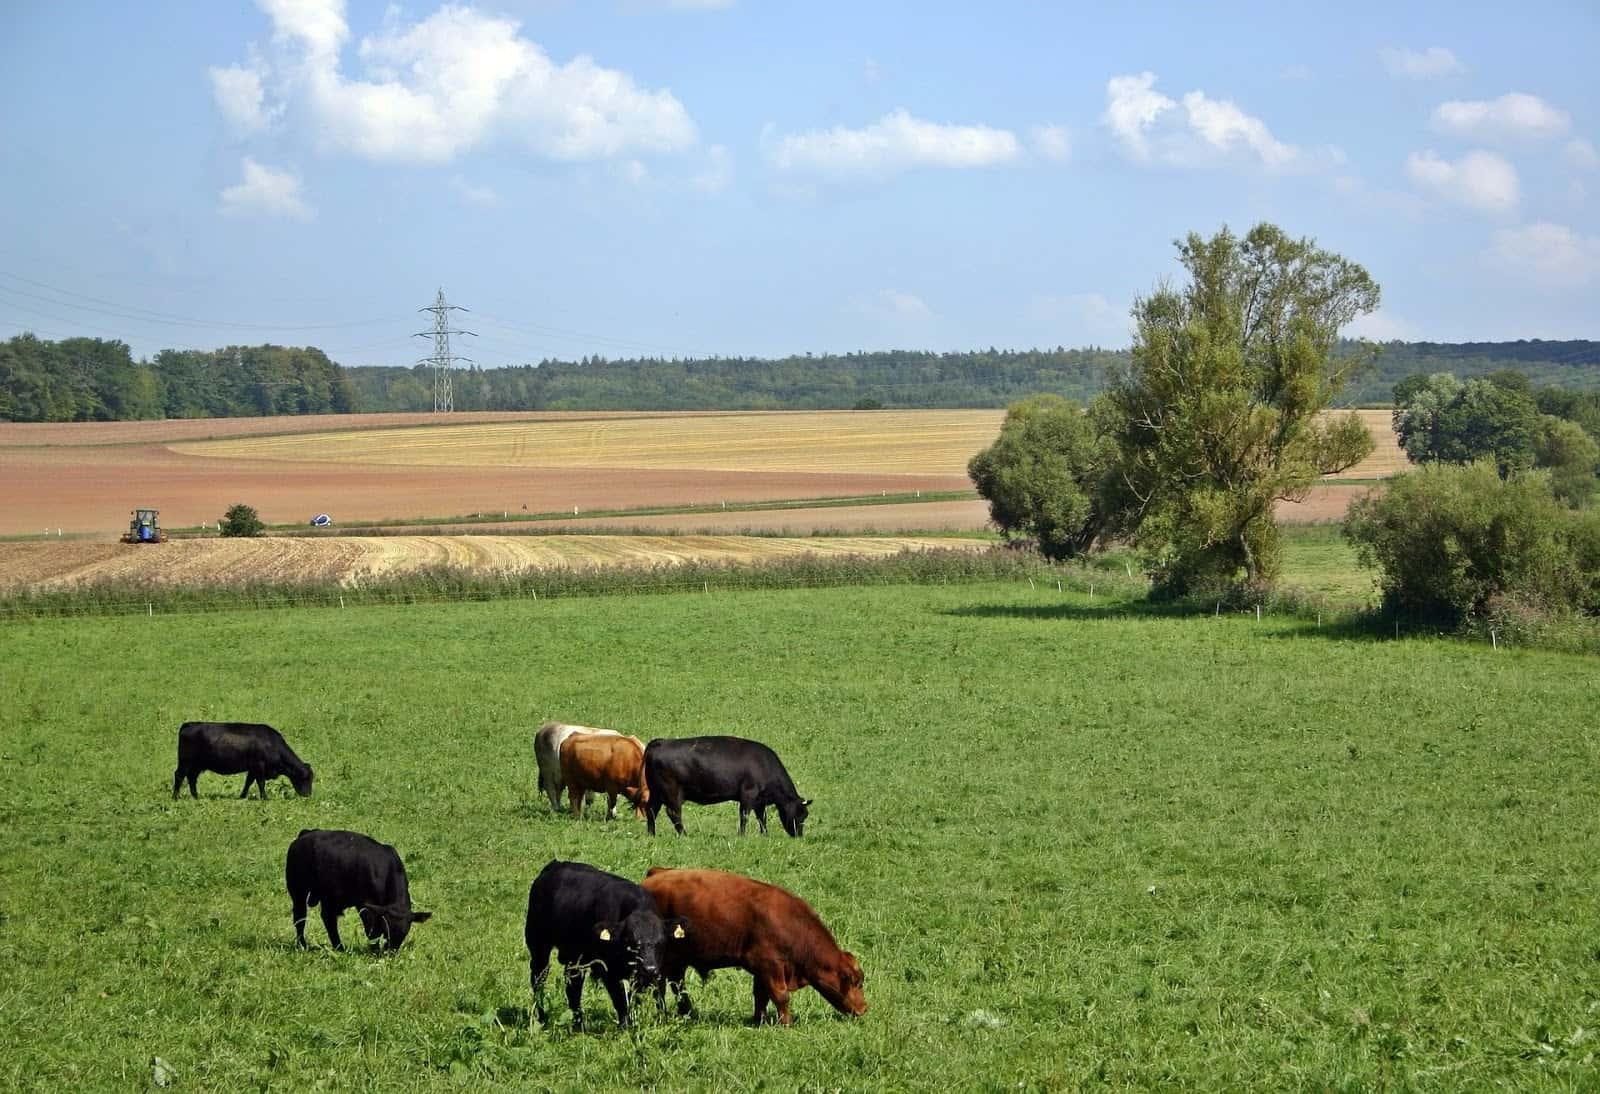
[173,410,1008,476]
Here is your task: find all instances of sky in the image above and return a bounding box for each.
[1,1,1596,369]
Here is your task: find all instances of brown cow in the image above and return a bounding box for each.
[641,866,867,1025]
[560,733,649,820]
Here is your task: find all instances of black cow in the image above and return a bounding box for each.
[524,860,687,1030]
[285,829,431,951]
[643,736,811,837]
[173,721,313,800]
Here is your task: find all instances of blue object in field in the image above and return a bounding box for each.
[310,513,332,527]
[139,525,154,542]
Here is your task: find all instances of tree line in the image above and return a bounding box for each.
[2,331,1596,424]
[0,335,354,422]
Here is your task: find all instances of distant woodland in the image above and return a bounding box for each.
[2,331,1596,422]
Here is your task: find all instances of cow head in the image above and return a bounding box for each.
[359,904,432,951]
[778,797,812,837]
[817,951,868,1017]
[593,910,686,984]
[289,763,314,797]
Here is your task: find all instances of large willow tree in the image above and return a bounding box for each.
[1104,223,1379,594]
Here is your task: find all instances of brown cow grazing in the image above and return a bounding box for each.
[560,733,649,820]
[641,866,867,1026]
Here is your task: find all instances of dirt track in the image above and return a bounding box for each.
[0,535,992,593]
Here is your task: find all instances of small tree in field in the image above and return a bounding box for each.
[1103,223,1379,594]
[967,394,1111,559]
[218,503,265,538]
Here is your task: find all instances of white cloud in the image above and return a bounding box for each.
[766,109,1022,176]
[1103,72,1300,169]
[1433,93,1570,140]
[209,63,274,134]
[692,144,732,192]
[1405,149,1519,212]
[1103,72,1174,162]
[219,157,313,220]
[451,176,499,206]
[1565,138,1599,171]
[1182,90,1297,168]
[216,1,696,164]
[1344,310,1416,341]
[1379,46,1464,79]
[1030,292,1128,345]
[855,289,931,322]
[620,159,648,185]
[1488,222,1600,288]
[1030,125,1070,163]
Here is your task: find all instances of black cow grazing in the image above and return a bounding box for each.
[173,721,314,800]
[285,829,431,951]
[524,860,687,1030]
[643,736,811,837]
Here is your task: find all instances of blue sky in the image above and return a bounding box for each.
[1,1,1596,368]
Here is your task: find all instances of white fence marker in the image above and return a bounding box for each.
[1491,629,1498,649]
[147,603,153,616]
[338,595,344,609]
[1256,605,1261,622]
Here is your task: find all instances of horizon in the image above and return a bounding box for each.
[3,2,1596,366]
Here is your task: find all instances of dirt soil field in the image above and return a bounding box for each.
[0,408,1399,537]
[0,535,990,593]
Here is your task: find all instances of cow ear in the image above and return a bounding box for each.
[410,910,432,924]
[802,799,814,808]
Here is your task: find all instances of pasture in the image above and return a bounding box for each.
[3,580,1595,1089]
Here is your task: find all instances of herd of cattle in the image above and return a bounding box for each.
[173,720,865,1029]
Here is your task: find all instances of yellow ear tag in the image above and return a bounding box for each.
[599,928,611,941]
[673,925,686,939]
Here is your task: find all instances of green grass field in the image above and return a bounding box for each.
[3,581,1597,1090]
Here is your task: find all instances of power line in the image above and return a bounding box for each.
[0,271,404,331]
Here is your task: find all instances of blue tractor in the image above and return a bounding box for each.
[121,508,165,544]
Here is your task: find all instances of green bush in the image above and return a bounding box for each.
[218,503,265,538]
[1343,462,1589,625]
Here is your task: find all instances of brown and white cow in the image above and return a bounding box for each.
[641,866,867,1025]
[560,732,649,820]
[534,722,622,813]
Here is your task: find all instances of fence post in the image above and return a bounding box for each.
[1256,605,1260,622]
[339,595,344,609]
[147,603,153,616]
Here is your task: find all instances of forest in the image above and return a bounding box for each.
[1,331,1596,421]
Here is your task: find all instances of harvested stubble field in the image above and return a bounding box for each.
[0,534,986,593]
[3,581,1595,1089]
[0,408,1398,539]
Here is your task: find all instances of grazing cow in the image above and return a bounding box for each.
[560,733,649,820]
[533,722,622,812]
[641,867,866,1026]
[643,736,810,837]
[173,721,313,800]
[524,860,688,1030]
[285,829,431,951]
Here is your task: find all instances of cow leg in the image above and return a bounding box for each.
[528,943,553,1024]
[187,772,199,798]
[564,965,587,1031]
[257,772,270,800]
[755,805,769,835]
[320,907,344,951]
[738,802,748,836]
[172,768,184,800]
[545,781,563,813]
[645,801,659,835]
[752,978,771,1025]
[670,975,694,1017]
[667,802,687,835]
[605,793,618,821]
[602,974,631,1028]
[569,786,583,819]
[292,893,309,948]
[239,773,254,799]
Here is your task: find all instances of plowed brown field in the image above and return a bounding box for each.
[0,407,1400,539]
[0,535,989,593]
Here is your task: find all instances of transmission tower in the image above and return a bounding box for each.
[413,288,476,411]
